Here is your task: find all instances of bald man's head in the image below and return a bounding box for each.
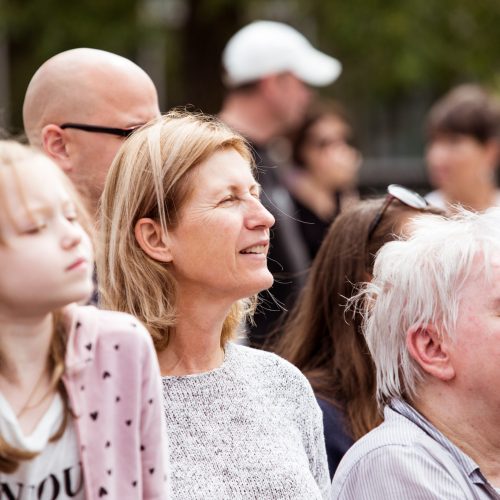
[23,48,160,214]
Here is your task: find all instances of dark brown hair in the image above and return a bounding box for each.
[426,84,500,144]
[273,197,444,439]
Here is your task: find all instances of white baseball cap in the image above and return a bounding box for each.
[222,20,342,87]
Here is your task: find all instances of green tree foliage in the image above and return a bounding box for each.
[3,0,500,152]
[2,0,142,131]
[306,0,500,100]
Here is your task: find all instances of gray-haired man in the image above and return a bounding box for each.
[331,209,500,499]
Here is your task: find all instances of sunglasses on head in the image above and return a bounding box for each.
[367,184,429,241]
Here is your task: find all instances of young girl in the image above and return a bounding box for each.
[0,140,168,499]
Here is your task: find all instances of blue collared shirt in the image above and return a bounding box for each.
[330,399,500,499]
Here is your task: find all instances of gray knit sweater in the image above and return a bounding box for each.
[162,342,330,499]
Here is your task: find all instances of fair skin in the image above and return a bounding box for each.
[426,133,499,211]
[23,48,161,216]
[135,148,275,376]
[219,72,312,145]
[291,114,360,220]
[300,115,360,190]
[406,255,500,485]
[0,158,93,434]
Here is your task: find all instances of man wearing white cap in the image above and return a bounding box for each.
[219,20,341,346]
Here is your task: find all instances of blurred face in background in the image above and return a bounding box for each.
[426,133,498,199]
[265,73,312,133]
[300,114,360,190]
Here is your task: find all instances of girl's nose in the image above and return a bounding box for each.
[61,219,83,249]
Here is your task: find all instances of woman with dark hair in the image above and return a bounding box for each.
[273,189,444,477]
[284,101,361,259]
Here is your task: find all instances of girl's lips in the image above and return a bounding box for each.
[66,257,88,271]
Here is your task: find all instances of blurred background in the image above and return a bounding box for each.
[1,0,500,191]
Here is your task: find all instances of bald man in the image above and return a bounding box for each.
[23,48,160,215]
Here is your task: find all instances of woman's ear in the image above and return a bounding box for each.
[406,324,455,381]
[134,218,173,263]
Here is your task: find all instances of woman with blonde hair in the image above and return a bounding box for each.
[98,111,330,499]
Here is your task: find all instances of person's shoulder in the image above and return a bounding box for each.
[230,343,306,375]
[229,343,315,394]
[331,409,464,498]
[337,406,434,460]
[75,305,152,347]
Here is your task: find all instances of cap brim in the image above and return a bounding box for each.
[292,48,342,87]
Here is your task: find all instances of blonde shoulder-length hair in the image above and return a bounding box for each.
[98,110,257,351]
[0,140,91,472]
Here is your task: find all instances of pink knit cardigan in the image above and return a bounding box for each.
[62,305,169,499]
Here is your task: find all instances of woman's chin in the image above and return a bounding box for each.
[236,272,274,299]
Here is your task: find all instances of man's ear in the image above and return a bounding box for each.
[41,124,72,173]
[135,218,173,263]
[406,324,455,381]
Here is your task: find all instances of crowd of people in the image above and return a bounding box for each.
[1,17,500,500]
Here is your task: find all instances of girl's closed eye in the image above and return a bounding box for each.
[65,212,78,223]
[24,222,47,235]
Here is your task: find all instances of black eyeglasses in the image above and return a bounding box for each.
[367,184,429,240]
[60,123,144,138]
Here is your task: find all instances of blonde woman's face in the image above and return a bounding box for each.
[166,148,275,303]
[0,160,93,317]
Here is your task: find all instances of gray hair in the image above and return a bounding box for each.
[352,207,500,406]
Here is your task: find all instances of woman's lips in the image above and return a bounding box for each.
[239,240,270,255]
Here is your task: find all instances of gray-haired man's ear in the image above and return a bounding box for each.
[406,324,456,382]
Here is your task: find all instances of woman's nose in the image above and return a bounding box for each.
[246,197,275,229]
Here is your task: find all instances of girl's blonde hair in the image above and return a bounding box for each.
[0,140,92,472]
[98,110,256,351]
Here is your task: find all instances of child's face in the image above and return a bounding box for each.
[0,159,93,316]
